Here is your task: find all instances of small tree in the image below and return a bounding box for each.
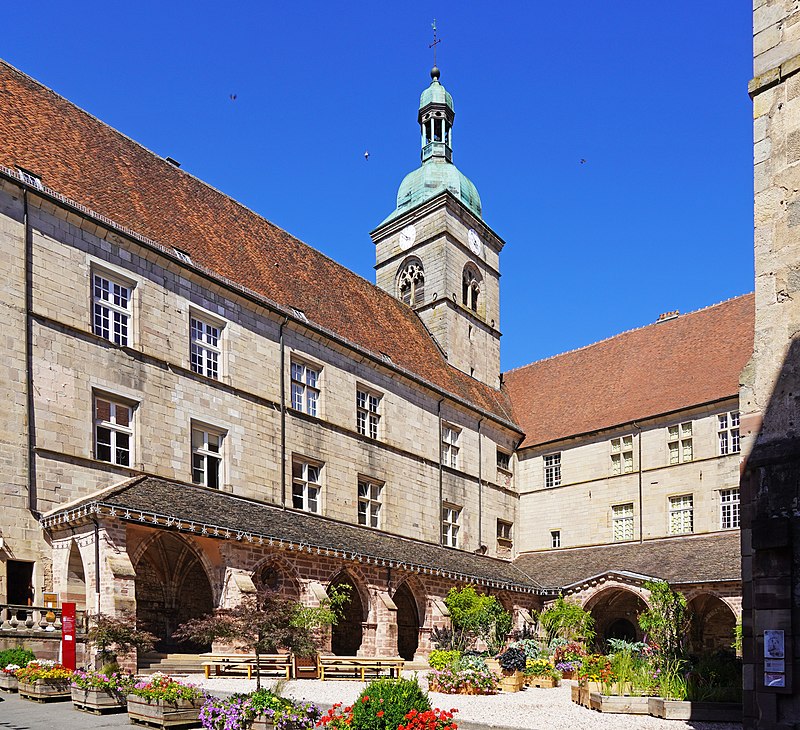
[87,613,157,670]
[173,585,349,689]
[538,595,595,645]
[638,580,688,662]
[444,585,511,652]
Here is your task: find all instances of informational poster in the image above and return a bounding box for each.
[765,630,785,659]
[764,630,786,688]
[42,592,59,609]
[61,602,76,670]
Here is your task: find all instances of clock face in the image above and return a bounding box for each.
[399,224,417,251]
[468,228,483,256]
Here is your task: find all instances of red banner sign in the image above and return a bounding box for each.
[61,602,76,670]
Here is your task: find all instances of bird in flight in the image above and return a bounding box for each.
[580,158,587,164]
[364,150,370,161]
[229,93,237,102]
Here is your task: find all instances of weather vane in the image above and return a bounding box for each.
[429,19,442,67]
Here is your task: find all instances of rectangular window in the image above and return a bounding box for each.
[292,460,321,513]
[92,272,132,346]
[190,316,221,379]
[356,389,381,439]
[291,361,320,416]
[718,411,741,455]
[668,422,693,464]
[720,488,740,530]
[612,503,634,542]
[669,494,694,534]
[441,424,460,469]
[442,504,460,548]
[357,480,382,528]
[611,435,634,475]
[551,530,561,549]
[544,453,561,488]
[496,449,511,472]
[497,519,513,545]
[94,396,133,466]
[191,427,223,489]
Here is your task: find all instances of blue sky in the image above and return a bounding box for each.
[3,2,753,371]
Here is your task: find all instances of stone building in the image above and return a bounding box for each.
[0,59,747,663]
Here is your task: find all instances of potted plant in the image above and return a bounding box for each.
[71,669,134,713]
[126,673,207,728]
[523,658,561,688]
[16,660,73,701]
[0,664,21,692]
[246,689,321,730]
[497,646,527,692]
[0,647,35,692]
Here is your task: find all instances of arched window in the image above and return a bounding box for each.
[462,265,481,313]
[398,258,425,307]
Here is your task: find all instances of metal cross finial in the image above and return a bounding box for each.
[429,19,441,67]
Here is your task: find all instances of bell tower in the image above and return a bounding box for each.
[371,67,504,388]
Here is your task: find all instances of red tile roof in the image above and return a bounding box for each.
[0,61,516,427]
[503,294,755,448]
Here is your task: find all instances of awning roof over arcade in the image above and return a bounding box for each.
[513,531,741,590]
[40,476,548,595]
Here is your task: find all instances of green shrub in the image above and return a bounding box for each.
[0,647,35,668]
[428,649,460,670]
[351,677,430,730]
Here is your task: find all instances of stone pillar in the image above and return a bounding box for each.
[743,3,800,726]
[373,590,399,657]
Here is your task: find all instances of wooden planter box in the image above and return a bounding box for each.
[251,718,276,730]
[127,695,205,728]
[526,676,560,689]
[499,670,525,693]
[571,682,601,708]
[589,693,651,714]
[0,674,19,692]
[485,658,501,676]
[72,685,127,713]
[18,679,71,702]
[293,656,319,680]
[647,697,742,722]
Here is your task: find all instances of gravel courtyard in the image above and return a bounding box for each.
[186,672,743,730]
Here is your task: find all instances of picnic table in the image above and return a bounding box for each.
[199,652,292,679]
[317,654,405,681]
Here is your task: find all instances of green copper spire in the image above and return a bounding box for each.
[382,68,482,224]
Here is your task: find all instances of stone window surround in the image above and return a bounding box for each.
[292,456,323,514]
[356,386,381,440]
[668,421,693,465]
[93,391,137,467]
[397,257,425,307]
[91,265,135,348]
[442,503,461,548]
[719,487,740,530]
[290,356,321,417]
[189,308,225,381]
[496,448,512,473]
[717,411,741,456]
[612,502,634,542]
[611,435,634,475]
[550,529,561,548]
[357,477,383,528]
[441,423,460,469]
[544,452,561,488]
[496,518,513,546]
[191,421,225,489]
[669,493,694,535]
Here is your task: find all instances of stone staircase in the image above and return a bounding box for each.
[138,652,206,676]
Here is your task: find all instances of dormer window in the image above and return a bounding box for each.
[462,265,480,313]
[398,258,425,307]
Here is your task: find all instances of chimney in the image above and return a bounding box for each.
[656,310,680,323]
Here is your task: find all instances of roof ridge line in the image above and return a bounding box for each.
[503,292,754,375]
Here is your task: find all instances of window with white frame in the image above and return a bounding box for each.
[356,389,380,439]
[442,504,460,547]
[544,453,561,488]
[718,411,741,455]
[190,315,221,379]
[92,271,132,346]
[551,530,561,548]
[669,494,694,534]
[611,435,634,475]
[357,479,382,528]
[191,426,223,489]
[720,488,740,530]
[292,460,321,513]
[612,502,634,542]
[668,422,693,464]
[441,424,460,469]
[94,396,133,466]
[497,519,513,546]
[291,361,320,416]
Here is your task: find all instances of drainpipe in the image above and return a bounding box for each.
[477,418,484,549]
[92,518,101,615]
[633,422,643,544]
[279,317,289,509]
[23,188,38,517]
[437,399,444,544]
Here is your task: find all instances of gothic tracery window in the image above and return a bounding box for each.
[398,259,425,306]
[462,265,480,313]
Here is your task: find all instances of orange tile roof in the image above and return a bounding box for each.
[503,294,754,448]
[0,60,516,427]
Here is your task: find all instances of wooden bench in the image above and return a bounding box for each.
[317,655,404,681]
[199,652,292,679]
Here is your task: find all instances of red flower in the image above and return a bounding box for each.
[377,711,384,717]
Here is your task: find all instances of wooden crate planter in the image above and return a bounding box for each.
[571,682,601,708]
[589,693,651,714]
[18,679,71,702]
[251,718,276,730]
[0,674,19,692]
[485,658,501,676]
[499,670,525,693]
[525,676,560,689]
[127,695,205,728]
[71,686,127,714]
[647,697,742,722]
